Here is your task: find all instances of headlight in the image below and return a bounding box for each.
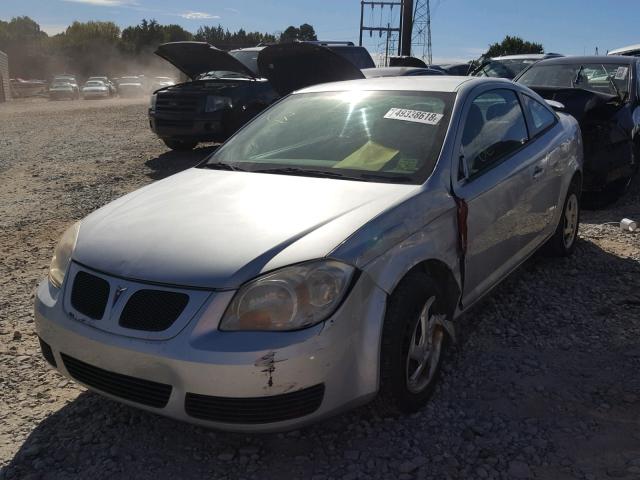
[219,260,355,331]
[205,95,232,112]
[48,221,81,288]
[150,93,157,110]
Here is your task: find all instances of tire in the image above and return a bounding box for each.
[545,180,580,256]
[376,271,449,415]
[162,138,198,151]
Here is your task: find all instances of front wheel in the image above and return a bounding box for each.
[162,138,198,151]
[545,180,580,256]
[376,272,449,414]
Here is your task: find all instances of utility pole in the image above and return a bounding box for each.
[358,1,404,56]
[400,0,413,56]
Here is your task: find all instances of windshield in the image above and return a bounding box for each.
[85,81,104,87]
[518,63,632,98]
[475,59,539,79]
[229,50,260,75]
[204,90,455,184]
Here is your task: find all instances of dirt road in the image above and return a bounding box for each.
[0,98,639,480]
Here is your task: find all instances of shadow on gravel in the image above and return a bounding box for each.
[144,145,218,181]
[3,241,640,480]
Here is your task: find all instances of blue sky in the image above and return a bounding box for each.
[1,0,639,62]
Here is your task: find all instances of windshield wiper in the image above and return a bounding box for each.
[606,73,624,103]
[200,162,247,172]
[571,65,585,88]
[253,167,415,183]
[253,167,365,181]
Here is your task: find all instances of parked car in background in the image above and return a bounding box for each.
[472,53,563,79]
[429,63,474,76]
[516,55,639,197]
[608,44,640,57]
[82,80,110,100]
[116,76,145,97]
[87,76,116,96]
[150,41,369,150]
[50,74,80,98]
[36,76,582,432]
[48,81,79,100]
[10,78,48,98]
[362,66,444,78]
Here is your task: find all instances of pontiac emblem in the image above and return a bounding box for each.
[113,286,128,306]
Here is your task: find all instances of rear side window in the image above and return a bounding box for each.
[460,89,529,178]
[521,94,556,136]
[330,47,375,69]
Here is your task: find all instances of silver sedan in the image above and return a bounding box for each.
[35,76,582,432]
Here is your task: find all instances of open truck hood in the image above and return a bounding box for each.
[257,42,366,96]
[155,41,257,80]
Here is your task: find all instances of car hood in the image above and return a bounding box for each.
[155,42,257,80]
[73,168,417,289]
[257,43,366,96]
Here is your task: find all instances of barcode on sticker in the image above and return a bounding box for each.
[614,67,628,80]
[384,108,443,125]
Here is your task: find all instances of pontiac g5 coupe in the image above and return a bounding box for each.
[36,76,582,431]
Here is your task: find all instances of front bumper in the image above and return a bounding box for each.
[34,268,386,432]
[83,91,109,99]
[149,109,226,142]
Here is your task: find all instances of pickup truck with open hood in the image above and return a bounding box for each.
[149,41,369,150]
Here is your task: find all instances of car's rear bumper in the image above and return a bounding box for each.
[34,270,385,432]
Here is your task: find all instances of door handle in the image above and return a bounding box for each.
[533,165,544,178]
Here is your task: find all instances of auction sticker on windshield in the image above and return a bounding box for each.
[384,108,443,125]
[615,67,629,80]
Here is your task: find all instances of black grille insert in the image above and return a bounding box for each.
[119,290,189,332]
[185,384,325,424]
[71,271,110,320]
[61,354,172,408]
[38,337,57,367]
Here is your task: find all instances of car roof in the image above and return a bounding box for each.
[533,55,638,65]
[609,44,640,55]
[297,75,505,94]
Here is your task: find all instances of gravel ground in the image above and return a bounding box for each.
[0,98,639,480]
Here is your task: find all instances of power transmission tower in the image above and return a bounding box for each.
[412,0,432,63]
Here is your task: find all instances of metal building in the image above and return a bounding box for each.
[0,50,10,102]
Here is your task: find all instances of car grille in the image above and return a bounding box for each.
[61,354,172,408]
[156,94,199,114]
[38,337,57,367]
[71,271,110,320]
[185,384,325,424]
[119,289,189,332]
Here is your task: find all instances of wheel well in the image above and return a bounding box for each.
[394,260,461,319]
[571,171,583,192]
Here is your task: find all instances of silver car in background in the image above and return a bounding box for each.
[35,76,582,432]
[81,80,110,100]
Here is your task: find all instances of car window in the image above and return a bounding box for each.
[521,94,556,136]
[460,89,529,178]
[518,63,631,99]
[208,90,455,184]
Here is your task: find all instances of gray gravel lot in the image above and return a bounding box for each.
[0,98,639,480]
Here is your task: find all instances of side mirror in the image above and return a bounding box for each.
[545,99,565,111]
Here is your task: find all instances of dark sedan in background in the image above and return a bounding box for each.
[516,55,640,198]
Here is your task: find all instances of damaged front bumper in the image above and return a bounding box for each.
[34,269,386,432]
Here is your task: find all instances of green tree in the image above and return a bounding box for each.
[0,16,49,77]
[298,23,317,41]
[484,35,543,58]
[280,26,300,42]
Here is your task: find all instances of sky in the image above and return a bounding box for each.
[1,0,640,63]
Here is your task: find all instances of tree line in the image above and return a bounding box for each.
[0,16,317,79]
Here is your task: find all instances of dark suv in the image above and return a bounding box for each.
[149,41,373,150]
